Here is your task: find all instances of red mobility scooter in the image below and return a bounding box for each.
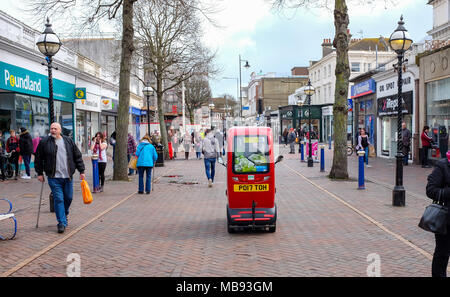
[218,127,283,233]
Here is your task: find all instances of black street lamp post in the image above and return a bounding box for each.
[209,102,215,129]
[239,55,250,120]
[143,82,155,135]
[304,80,315,168]
[389,16,413,207]
[36,18,61,125]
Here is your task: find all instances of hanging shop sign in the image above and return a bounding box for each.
[75,88,87,100]
[100,97,112,110]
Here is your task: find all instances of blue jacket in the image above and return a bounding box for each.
[135,140,158,168]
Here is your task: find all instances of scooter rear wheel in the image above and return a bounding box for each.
[5,164,14,179]
[268,223,276,233]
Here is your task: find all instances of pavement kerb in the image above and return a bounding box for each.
[0,168,174,277]
[283,162,434,263]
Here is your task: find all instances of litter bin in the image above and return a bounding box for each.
[156,144,164,167]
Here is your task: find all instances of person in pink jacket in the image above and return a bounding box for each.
[32,132,41,155]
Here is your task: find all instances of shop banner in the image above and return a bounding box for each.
[76,94,101,112]
[297,106,321,119]
[351,78,376,99]
[0,61,74,102]
[280,107,294,120]
[377,91,413,116]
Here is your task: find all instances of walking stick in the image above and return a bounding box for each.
[36,180,44,228]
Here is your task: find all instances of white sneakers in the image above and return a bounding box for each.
[21,175,31,179]
[208,179,213,187]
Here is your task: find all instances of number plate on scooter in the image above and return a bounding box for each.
[234,184,269,192]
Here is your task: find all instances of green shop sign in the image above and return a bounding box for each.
[0,61,75,103]
[280,107,294,119]
[297,106,321,119]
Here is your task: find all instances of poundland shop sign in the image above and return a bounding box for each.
[0,61,75,102]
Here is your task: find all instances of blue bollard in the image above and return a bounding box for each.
[328,136,332,150]
[92,155,100,193]
[357,150,365,190]
[320,145,325,172]
[300,141,305,162]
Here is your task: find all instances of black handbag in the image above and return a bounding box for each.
[418,189,448,234]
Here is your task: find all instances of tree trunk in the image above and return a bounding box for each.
[187,106,195,124]
[329,0,350,180]
[113,0,135,181]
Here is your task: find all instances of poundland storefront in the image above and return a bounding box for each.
[0,61,75,139]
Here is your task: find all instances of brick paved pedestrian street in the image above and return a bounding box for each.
[0,149,440,277]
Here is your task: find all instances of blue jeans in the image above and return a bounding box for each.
[403,153,409,165]
[22,154,31,176]
[204,158,216,182]
[138,167,152,193]
[364,147,369,165]
[127,154,134,174]
[48,178,73,227]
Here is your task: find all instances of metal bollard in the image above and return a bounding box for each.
[328,136,332,150]
[91,154,101,193]
[300,141,305,162]
[357,150,365,190]
[320,145,325,172]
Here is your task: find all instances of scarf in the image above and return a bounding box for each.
[93,142,103,161]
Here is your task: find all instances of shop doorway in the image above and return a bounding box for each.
[0,110,11,134]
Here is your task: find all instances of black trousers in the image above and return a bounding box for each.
[422,146,430,166]
[98,162,106,187]
[10,152,19,176]
[432,232,450,277]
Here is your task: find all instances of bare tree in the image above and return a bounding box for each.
[273,0,394,180]
[25,0,217,179]
[185,76,213,124]
[134,0,216,158]
[25,0,138,181]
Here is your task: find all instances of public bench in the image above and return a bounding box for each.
[0,198,17,240]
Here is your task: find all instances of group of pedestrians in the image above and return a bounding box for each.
[167,128,225,161]
[0,127,40,181]
[283,127,318,154]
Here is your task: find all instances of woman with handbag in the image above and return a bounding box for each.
[91,132,108,192]
[135,134,158,194]
[425,150,450,277]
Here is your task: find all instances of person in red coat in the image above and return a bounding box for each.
[421,126,433,168]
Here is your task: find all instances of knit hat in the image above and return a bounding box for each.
[20,127,26,133]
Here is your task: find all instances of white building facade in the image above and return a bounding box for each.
[308,38,397,142]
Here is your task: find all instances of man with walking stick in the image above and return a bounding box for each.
[35,123,85,234]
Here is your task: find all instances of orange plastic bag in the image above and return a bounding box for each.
[81,180,93,204]
[128,155,138,170]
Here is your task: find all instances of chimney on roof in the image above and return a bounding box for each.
[321,38,333,58]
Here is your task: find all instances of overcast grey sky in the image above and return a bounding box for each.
[0,0,433,99]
